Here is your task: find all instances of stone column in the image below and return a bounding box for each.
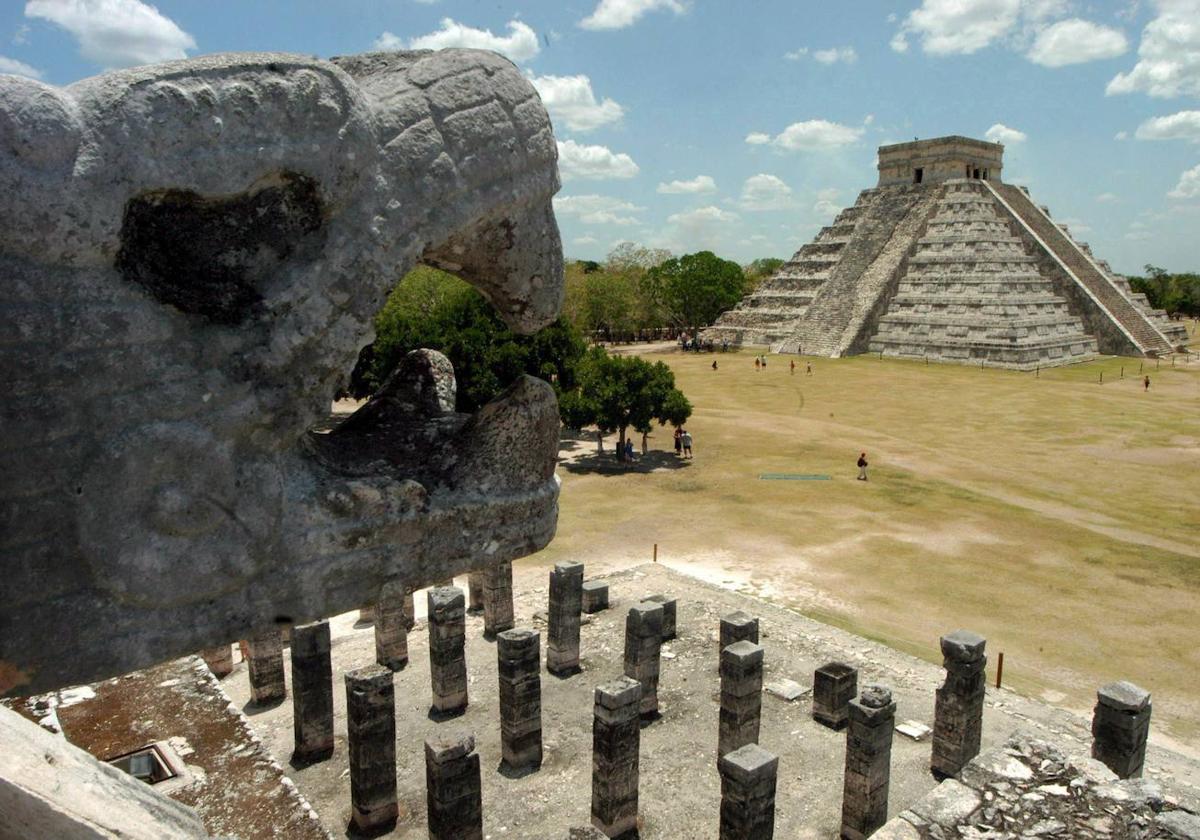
[483,559,515,638]
[374,580,409,671]
[547,561,584,675]
[290,620,333,762]
[357,605,375,624]
[425,733,483,840]
[403,585,416,631]
[245,628,285,704]
[1092,681,1152,779]
[200,645,233,678]
[645,594,677,640]
[582,580,610,613]
[841,685,896,840]
[623,601,663,718]
[931,630,987,779]
[813,662,858,730]
[468,571,485,614]
[497,629,542,771]
[428,586,468,715]
[718,743,778,840]
[591,676,643,838]
[346,665,397,833]
[719,641,764,759]
[720,611,759,653]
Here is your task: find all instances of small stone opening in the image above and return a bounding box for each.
[913,167,923,184]
[108,744,176,785]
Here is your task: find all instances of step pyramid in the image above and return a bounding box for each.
[702,136,1187,367]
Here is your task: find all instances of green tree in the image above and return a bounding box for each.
[560,347,692,459]
[743,257,784,292]
[1130,264,1200,317]
[349,265,586,412]
[645,250,747,333]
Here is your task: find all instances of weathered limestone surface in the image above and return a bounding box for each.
[592,676,642,838]
[200,645,233,678]
[0,705,209,839]
[425,733,483,840]
[879,733,1199,838]
[813,661,858,730]
[374,579,409,671]
[842,685,897,840]
[346,664,397,832]
[246,628,286,704]
[428,586,468,714]
[720,611,759,653]
[644,594,676,641]
[1092,680,1152,779]
[468,571,485,614]
[0,48,565,695]
[719,641,764,759]
[582,580,609,613]
[624,602,663,718]
[483,559,516,638]
[547,561,584,674]
[931,630,987,779]
[497,628,542,771]
[718,743,778,840]
[290,620,334,762]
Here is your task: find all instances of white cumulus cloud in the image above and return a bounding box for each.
[1135,110,1200,142]
[1169,163,1200,199]
[739,174,795,211]
[580,0,687,30]
[750,119,865,151]
[985,123,1027,144]
[25,0,196,68]
[557,139,640,181]
[813,47,858,64]
[0,55,42,78]
[530,74,623,132]
[379,18,539,63]
[813,187,842,217]
[554,194,644,225]
[1108,0,1200,98]
[573,235,599,246]
[1026,18,1128,67]
[891,0,1021,55]
[657,175,716,194]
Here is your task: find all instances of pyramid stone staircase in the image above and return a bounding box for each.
[867,180,1098,368]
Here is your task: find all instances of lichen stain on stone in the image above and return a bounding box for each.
[115,171,323,324]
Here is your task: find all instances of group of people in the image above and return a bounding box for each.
[673,427,694,458]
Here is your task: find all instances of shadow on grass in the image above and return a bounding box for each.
[560,450,691,476]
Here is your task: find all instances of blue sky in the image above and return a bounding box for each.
[3,0,1199,274]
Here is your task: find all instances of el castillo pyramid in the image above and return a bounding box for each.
[703,136,1189,368]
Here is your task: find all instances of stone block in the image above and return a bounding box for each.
[813,661,858,730]
[547,561,584,675]
[842,685,897,840]
[428,586,468,714]
[497,628,542,771]
[932,630,986,779]
[425,733,483,840]
[245,628,286,705]
[719,641,764,759]
[483,559,515,638]
[644,594,677,640]
[374,579,409,671]
[718,743,778,840]
[623,602,663,718]
[468,571,485,613]
[290,620,333,762]
[200,645,233,678]
[591,676,642,838]
[346,664,397,832]
[582,580,609,613]
[719,611,758,654]
[1092,681,1151,779]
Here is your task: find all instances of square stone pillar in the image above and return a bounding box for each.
[623,601,663,718]
[428,586,468,715]
[403,585,416,630]
[374,580,409,671]
[547,561,584,675]
[644,594,677,640]
[245,628,285,704]
[346,664,397,832]
[931,630,987,779]
[720,611,759,654]
[497,628,543,771]
[468,571,485,614]
[841,685,896,840]
[719,641,764,759]
[483,559,515,638]
[200,645,233,678]
[718,743,778,840]
[813,662,858,730]
[582,580,610,613]
[1092,681,1152,779]
[591,676,643,838]
[357,605,375,624]
[425,733,483,840]
[290,620,333,762]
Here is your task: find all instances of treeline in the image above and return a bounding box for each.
[1129,265,1200,318]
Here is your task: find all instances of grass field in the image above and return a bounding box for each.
[526,344,1200,751]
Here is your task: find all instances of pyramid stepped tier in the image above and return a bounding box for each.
[773,184,944,357]
[1077,249,1190,351]
[988,182,1175,356]
[867,180,1098,369]
[701,190,883,346]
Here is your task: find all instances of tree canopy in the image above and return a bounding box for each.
[1130,265,1200,317]
[644,250,747,333]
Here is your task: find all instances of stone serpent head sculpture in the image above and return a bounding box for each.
[0,49,564,694]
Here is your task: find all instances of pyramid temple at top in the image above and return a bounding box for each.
[703,136,1189,368]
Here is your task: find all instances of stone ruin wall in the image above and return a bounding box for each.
[877,136,1004,187]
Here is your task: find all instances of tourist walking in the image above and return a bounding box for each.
[790,360,796,375]
[761,355,767,368]
[806,362,812,376]
[624,439,635,461]
[1144,375,1151,392]
[856,452,869,481]
[674,427,683,457]
[681,429,694,459]
[754,357,761,371]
